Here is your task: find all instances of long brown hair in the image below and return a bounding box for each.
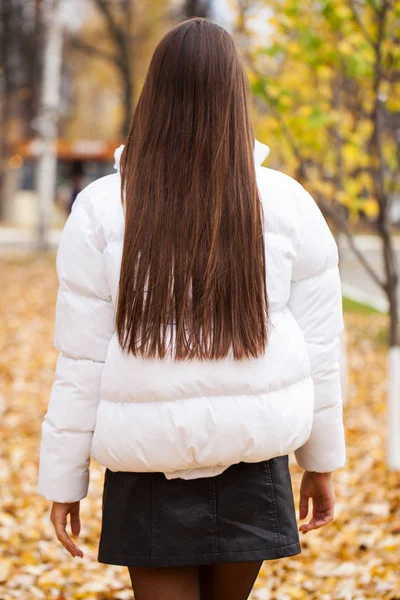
[116,17,269,361]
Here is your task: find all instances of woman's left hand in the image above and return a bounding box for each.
[299,471,335,534]
[50,501,84,558]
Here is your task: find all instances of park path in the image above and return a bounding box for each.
[338,235,400,313]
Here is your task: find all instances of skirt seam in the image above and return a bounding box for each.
[211,478,219,555]
[264,460,283,547]
[150,476,156,559]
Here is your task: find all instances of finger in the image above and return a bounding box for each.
[69,504,81,538]
[299,493,309,521]
[313,504,334,522]
[299,515,333,533]
[300,515,333,532]
[54,516,84,558]
[57,528,83,558]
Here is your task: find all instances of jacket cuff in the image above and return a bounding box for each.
[37,421,91,502]
[294,405,346,472]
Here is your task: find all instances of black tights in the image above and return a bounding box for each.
[128,560,263,600]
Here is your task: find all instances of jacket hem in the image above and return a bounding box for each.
[91,376,315,476]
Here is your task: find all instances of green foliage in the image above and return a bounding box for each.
[342,296,382,315]
[246,0,400,223]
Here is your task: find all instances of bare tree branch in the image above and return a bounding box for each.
[317,195,385,289]
[244,58,308,180]
[69,36,119,66]
[95,0,129,65]
[366,0,386,15]
[347,0,375,46]
[76,0,136,136]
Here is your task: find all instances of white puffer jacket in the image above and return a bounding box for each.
[38,140,346,503]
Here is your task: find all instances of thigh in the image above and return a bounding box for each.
[128,565,200,600]
[199,560,263,600]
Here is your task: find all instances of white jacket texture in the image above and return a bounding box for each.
[38,140,346,503]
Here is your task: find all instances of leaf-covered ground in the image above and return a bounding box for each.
[0,253,399,600]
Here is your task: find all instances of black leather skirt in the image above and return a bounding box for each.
[97,455,301,567]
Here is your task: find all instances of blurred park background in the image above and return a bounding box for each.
[1,0,400,598]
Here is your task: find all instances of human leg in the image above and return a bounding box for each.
[199,560,263,600]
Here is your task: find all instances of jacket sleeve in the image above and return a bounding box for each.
[37,190,115,502]
[288,183,346,473]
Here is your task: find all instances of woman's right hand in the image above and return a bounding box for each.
[299,471,335,534]
[50,501,84,558]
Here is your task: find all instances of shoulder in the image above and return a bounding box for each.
[74,173,121,215]
[255,166,310,241]
[70,173,124,249]
[256,165,311,211]
[256,165,301,191]
[256,166,337,270]
[256,165,332,232]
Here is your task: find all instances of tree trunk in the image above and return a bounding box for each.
[184,0,211,18]
[94,0,135,138]
[25,0,45,137]
[381,231,400,469]
[370,0,400,469]
[121,0,134,137]
[388,345,400,470]
[381,233,399,346]
[122,63,134,137]
[0,0,12,221]
[36,0,63,250]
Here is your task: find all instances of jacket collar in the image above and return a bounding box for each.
[113,138,270,172]
[253,139,270,165]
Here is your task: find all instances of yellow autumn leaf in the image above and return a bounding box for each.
[335,4,353,19]
[265,84,280,99]
[287,41,302,54]
[297,105,314,118]
[362,199,379,219]
[342,143,359,165]
[338,39,354,55]
[0,559,13,583]
[279,95,293,107]
[288,588,309,599]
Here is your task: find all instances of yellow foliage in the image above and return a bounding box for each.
[342,144,359,166]
[317,65,333,81]
[286,41,302,55]
[362,199,379,219]
[266,84,280,99]
[297,105,314,118]
[335,4,353,20]
[338,39,354,55]
[248,0,399,217]
[279,95,293,107]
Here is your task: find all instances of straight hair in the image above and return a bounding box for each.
[116,17,269,361]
